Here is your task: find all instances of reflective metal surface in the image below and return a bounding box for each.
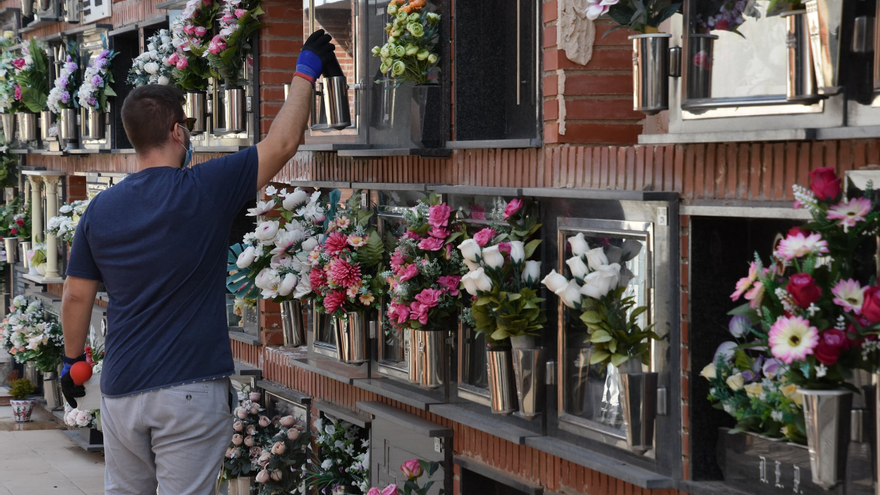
[60,108,78,142]
[16,112,37,142]
[185,91,207,135]
[227,476,252,495]
[487,348,517,415]
[321,76,351,130]
[805,0,843,94]
[84,108,105,140]
[685,35,716,100]
[42,372,61,410]
[630,34,671,115]
[38,0,49,11]
[21,0,32,18]
[281,300,306,348]
[1,113,13,144]
[225,87,246,133]
[512,347,546,420]
[568,346,592,416]
[409,329,445,389]
[800,388,852,489]
[619,371,658,454]
[24,362,39,389]
[333,312,367,364]
[19,241,30,269]
[4,237,17,264]
[40,110,52,141]
[782,11,820,103]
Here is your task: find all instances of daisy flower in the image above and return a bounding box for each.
[826,197,871,232]
[774,233,829,261]
[768,316,819,364]
[731,262,759,301]
[831,278,866,314]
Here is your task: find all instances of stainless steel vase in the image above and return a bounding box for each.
[411,84,441,148]
[38,0,49,11]
[333,312,367,364]
[224,87,246,133]
[512,346,546,420]
[321,75,351,130]
[408,328,446,389]
[686,34,716,100]
[804,0,843,94]
[486,347,517,415]
[619,369,658,454]
[629,33,671,115]
[227,476,253,495]
[21,0,32,18]
[4,237,17,264]
[84,108,105,140]
[19,241,30,269]
[42,371,61,409]
[40,110,53,141]
[1,113,14,144]
[800,388,852,490]
[281,300,306,347]
[782,10,820,103]
[24,362,40,390]
[16,112,37,142]
[185,91,207,135]
[60,108,78,142]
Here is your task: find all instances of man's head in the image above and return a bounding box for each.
[121,85,190,165]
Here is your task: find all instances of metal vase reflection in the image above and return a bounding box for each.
[487,348,517,415]
[280,300,306,347]
[408,328,446,389]
[17,112,37,142]
[42,371,61,410]
[60,108,78,142]
[38,0,49,11]
[227,476,253,495]
[804,0,843,94]
[686,34,716,100]
[225,87,246,133]
[40,110,53,141]
[569,346,592,416]
[629,34,671,115]
[1,113,14,144]
[512,347,546,420]
[4,237,17,264]
[19,241,31,269]
[21,0,32,18]
[321,76,351,130]
[333,312,367,364]
[782,10,819,103]
[24,362,40,391]
[800,388,852,490]
[619,370,658,454]
[84,109,105,140]
[185,91,207,135]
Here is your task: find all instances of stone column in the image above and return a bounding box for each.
[27,175,42,247]
[43,175,60,279]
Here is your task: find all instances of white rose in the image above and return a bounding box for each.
[522,260,541,284]
[508,241,525,264]
[277,273,297,296]
[481,245,504,269]
[556,280,582,309]
[293,277,312,300]
[301,237,318,253]
[597,263,621,290]
[144,62,159,74]
[584,247,608,271]
[236,245,258,268]
[461,267,493,295]
[255,268,280,290]
[457,239,481,263]
[157,75,170,85]
[580,268,616,299]
[565,256,589,281]
[464,259,481,271]
[700,363,716,380]
[283,189,309,210]
[568,233,589,257]
[255,221,280,241]
[541,269,568,293]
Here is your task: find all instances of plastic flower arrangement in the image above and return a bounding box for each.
[312,192,386,318]
[585,0,681,33]
[222,389,276,481]
[728,167,880,391]
[0,32,20,114]
[371,0,441,85]
[126,29,176,87]
[1,296,64,372]
[12,38,51,113]
[78,42,118,113]
[543,232,659,369]
[169,0,219,92]
[384,194,466,333]
[47,42,79,114]
[457,197,545,345]
[701,316,806,443]
[304,417,370,494]
[47,199,89,245]
[229,186,327,302]
[203,0,264,88]
[8,198,30,240]
[0,142,16,190]
[693,0,759,34]
[253,416,310,494]
[63,404,100,429]
[366,459,442,495]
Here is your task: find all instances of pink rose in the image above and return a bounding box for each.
[409,302,429,325]
[430,226,450,239]
[232,434,243,445]
[244,436,254,447]
[470,203,486,220]
[183,25,195,35]
[368,489,382,495]
[399,264,419,283]
[271,441,286,455]
[287,428,301,441]
[176,57,189,70]
[390,251,406,269]
[402,230,422,241]
[235,8,248,18]
[414,288,441,308]
[473,228,496,247]
[208,35,227,55]
[255,470,270,484]
[418,236,445,251]
[236,408,248,419]
[13,85,20,101]
[279,415,296,427]
[503,198,523,220]
[401,459,422,479]
[248,392,261,402]
[194,26,207,37]
[389,302,411,325]
[166,53,179,65]
[497,242,511,257]
[259,416,271,428]
[233,420,243,432]
[246,424,257,436]
[381,484,399,495]
[809,167,842,201]
[437,275,461,296]
[428,203,452,228]
[11,58,25,70]
[271,470,283,482]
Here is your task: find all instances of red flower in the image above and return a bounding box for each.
[323,232,349,256]
[309,268,326,290]
[430,226,450,239]
[863,286,880,323]
[814,329,851,366]
[15,219,23,226]
[323,290,347,315]
[329,259,361,288]
[786,273,821,308]
[787,226,811,238]
[808,167,842,201]
[9,228,16,235]
[497,242,511,257]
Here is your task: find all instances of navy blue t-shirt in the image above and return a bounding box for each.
[66,147,258,397]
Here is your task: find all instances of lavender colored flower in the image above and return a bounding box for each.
[66,62,77,72]
[60,91,69,103]
[729,315,751,338]
[91,74,103,87]
[740,370,756,382]
[87,97,97,107]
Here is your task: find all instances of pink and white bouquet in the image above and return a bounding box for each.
[0,33,18,113]
[385,194,466,332]
[0,296,63,372]
[12,38,51,113]
[169,0,218,92]
[311,193,386,318]
[203,0,263,88]
[63,404,99,429]
[47,42,78,114]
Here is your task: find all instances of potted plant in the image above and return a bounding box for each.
[11,38,50,143]
[47,198,89,247]
[7,370,36,422]
[47,41,80,146]
[202,0,263,133]
[372,0,442,147]
[458,198,545,417]
[304,417,370,495]
[385,193,465,388]
[126,29,175,88]
[77,39,118,140]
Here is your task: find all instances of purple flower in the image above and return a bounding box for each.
[60,91,69,103]
[740,370,756,382]
[66,62,77,72]
[87,97,97,106]
[99,49,110,59]
[91,75,103,87]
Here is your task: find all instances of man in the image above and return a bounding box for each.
[59,30,337,495]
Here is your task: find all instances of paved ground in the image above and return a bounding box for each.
[0,404,105,495]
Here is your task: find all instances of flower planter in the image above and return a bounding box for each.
[78,427,103,445]
[24,362,40,390]
[320,75,351,130]
[619,362,658,454]
[16,112,37,142]
[59,108,78,143]
[410,84,442,148]
[333,312,368,364]
[629,33,671,115]
[781,10,820,103]
[799,388,852,490]
[83,108,105,140]
[42,371,62,410]
[224,87,246,133]
[280,300,306,347]
[10,399,35,422]
[804,0,844,94]
[487,347,517,415]
[227,476,254,495]
[39,110,53,141]
[21,0,32,18]
[407,328,446,389]
[512,346,547,420]
[19,241,30,269]
[1,113,14,144]
[686,34,717,100]
[185,91,207,135]
[3,237,17,264]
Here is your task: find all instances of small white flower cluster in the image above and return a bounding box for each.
[126,30,175,87]
[63,404,98,429]
[78,49,114,111]
[792,184,821,216]
[47,199,89,244]
[815,363,828,378]
[861,339,880,360]
[774,287,796,314]
[311,416,370,490]
[835,314,846,330]
[47,54,78,114]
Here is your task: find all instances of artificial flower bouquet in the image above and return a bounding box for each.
[63,404,100,429]
[169,0,219,92]
[47,198,89,245]
[366,459,442,495]
[0,32,18,114]
[457,197,545,346]
[253,416,309,495]
[585,0,681,33]
[729,166,880,392]
[542,232,658,369]
[223,389,278,480]
[312,192,386,318]
[12,38,51,113]
[0,143,16,190]
[203,0,264,88]
[701,316,805,442]
[126,29,175,87]
[8,198,29,240]
[1,296,63,372]
[47,42,79,114]
[231,185,326,302]
[371,0,441,85]
[78,42,118,113]
[692,0,759,34]
[304,416,370,494]
[385,194,466,332]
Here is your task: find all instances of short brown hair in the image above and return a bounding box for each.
[121,85,186,154]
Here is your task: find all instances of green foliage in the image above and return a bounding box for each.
[7,371,34,399]
[226,243,261,299]
[357,230,384,269]
[205,2,264,88]
[16,38,50,113]
[578,286,660,368]
[607,1,681,34]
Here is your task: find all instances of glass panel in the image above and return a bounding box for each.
[459,325,488,390]
[265,392,308,425]
[305,0,358,132]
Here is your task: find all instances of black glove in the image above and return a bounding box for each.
[297,30,336,82]
[322,55,344,79]
[61,354,86,409]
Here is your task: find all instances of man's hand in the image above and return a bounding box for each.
[295,30,336,84]
[60,354,86,408]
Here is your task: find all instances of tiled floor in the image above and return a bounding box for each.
[0,404,105,495]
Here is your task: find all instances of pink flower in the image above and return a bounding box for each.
[503,198,523,220]
[497,242,511,257]
[388,302,411,325]
[324,290,347,314]
[329,259,362,288]
[183,25,195,35]
[470,203,486,220]
[414,288,442,308]
[730,262,758,301]
[271,441,286,455]
[390,250,406,269]
[259,416,271,428]
[832,278,866,314]
[473,228,496,247]
[418,236,445,251]
[194,26,207,37]
[399,264,419,283]
[402,230,422,241]
[744,281,765,310]
[768,316,819,364]
[309,268,327,289]
[167,53,179,65]
[430,226,449,239]
[208,35,227,55]
[279,416,296,427]
[428,203,452,228]
[324,232,349,255]
[401,459,422,479]
[176,57,188,70]
[692,51,710,69]
[368,489,382,495]
[222,14,236,23]
[437,275,461,296]
[775,233,829,261]
[255,470,270,484]
[13,85,20,101]
[409,302,430,325]
[11,58,25,70]
[235,8,248,18]
[827,197,872,231]
[381,484,399,495]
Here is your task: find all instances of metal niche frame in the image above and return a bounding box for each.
[375,205,412,380]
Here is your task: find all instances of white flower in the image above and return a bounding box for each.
[771,410,783,422]
[321,459,333,470]
[565,256,589,280]
[555,280,582,309]
[301,237,318,253]
[481,245,504,269]
[584,247,608,271]
[143,62,159,74]
[815,364,827,377]
[508,241,525,263]
[247,200,274,217]
[522,260,541,284]
[283,189,309,210]
[568,233,589,257]
[725,373,744,391]
[700,363,716,380]
[277,273,298,296]
[461,267,492,296]
[157,75,170,85]
[293,276,312,299]
[236,245,258,268]
[457,239,481,263]
[254,221,280,241]
[541,269,568,293]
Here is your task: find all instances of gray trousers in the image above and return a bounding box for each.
[100,378,233,495]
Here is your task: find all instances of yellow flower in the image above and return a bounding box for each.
[780,384,803,406]
[725,373,744,391]
[700,363,716,380]
[743,382,763,398]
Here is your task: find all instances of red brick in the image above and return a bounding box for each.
[261,55,298,71]
[260,39,301,54]
[542,0,558,23]
[263,2,303,19]
[260,86,286,102]
[548,123,641,146]
[543,75,559,97]
[543,25,557,49]
[543,99,559,121]
[261,330,283,345]
[565,99,641,121]
[260,71,296,85]
[595,20,636,46]
[565,74,633,96]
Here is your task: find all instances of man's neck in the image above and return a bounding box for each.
[136,148,180,172]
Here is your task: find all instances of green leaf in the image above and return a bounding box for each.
[357,230,384,268]
[19,87,47,113]
[523,238,541,259]
[579,311,602,324]
[589,349,610,365]
[104,85,116,97]
[590,330,613,343]
[610,353,630,367]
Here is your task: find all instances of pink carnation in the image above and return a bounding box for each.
[418,236,445,252]
[323,290,347,315]
[437,275,461,296]
[473,228,495,247]
[498,242,511,257]
[414,288,442,308]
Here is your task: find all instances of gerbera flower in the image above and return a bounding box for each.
[831,278,865,314]
[768,316,819,364]
[744,281,765,309]
[826,197,871,232]
[731,262,759,301]
[775,233,829,261]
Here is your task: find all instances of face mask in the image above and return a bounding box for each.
[182,141,193,168]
